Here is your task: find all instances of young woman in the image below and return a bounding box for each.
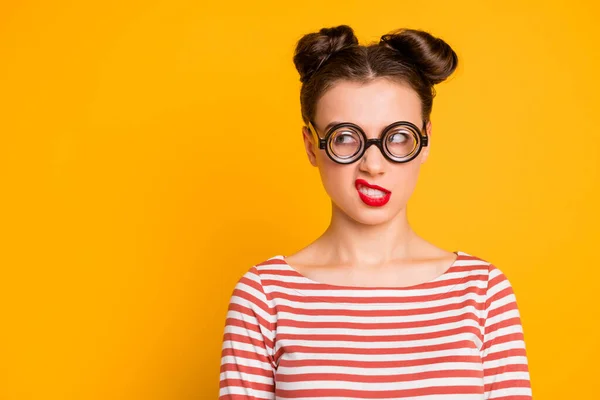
[219,25,532,399]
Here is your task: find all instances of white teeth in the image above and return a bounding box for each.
[358,186,386,198]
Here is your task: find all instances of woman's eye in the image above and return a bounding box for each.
[388,132,409,143]
[334,133,357,144]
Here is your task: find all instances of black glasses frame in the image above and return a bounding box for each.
[306,119,429,164]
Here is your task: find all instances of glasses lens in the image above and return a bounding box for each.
[328,126,363,160]
[384,125,419,159]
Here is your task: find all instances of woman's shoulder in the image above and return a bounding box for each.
[457,250,497,268]
[230,254,289,290]
[455,250,516,287]
[237,254,288,277]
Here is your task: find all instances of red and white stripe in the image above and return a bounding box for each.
[219,251,532,399]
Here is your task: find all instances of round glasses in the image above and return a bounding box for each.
[307,120,429,164]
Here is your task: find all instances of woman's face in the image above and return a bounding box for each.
[302,78,432,226]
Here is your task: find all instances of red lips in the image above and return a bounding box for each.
[355,179,391,193]
[355,179,392,207]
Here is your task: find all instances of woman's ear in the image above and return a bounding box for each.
[420,120,432,164]
[302,126,318,167]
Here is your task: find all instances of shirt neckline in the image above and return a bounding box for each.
[276,250,463,291]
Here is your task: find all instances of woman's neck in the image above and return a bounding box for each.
[317,203,419,268]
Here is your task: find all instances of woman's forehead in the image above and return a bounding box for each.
[315,79,422,129]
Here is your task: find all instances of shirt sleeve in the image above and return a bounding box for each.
[219,266,277,400]
[481,264,533,399]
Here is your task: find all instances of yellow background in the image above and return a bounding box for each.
[1,0,598,398]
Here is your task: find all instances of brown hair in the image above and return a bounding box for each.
[292,25,458,126]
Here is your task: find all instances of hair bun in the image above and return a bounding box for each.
[293,25,359,83]
[380,29,458,85]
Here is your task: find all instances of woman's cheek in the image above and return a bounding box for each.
[390,166,421,205]
[321,167,349,195]
[317,167,353,207]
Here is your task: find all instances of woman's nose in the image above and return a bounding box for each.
[358,144,386,175]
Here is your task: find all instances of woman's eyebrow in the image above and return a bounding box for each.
[323,121,345,132]
[322,120,419,132]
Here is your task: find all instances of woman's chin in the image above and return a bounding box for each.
[331,194,404,226]
[340,202,400,226]
[354,211,397,226]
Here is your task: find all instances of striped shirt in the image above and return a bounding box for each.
[219,251,532,399]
